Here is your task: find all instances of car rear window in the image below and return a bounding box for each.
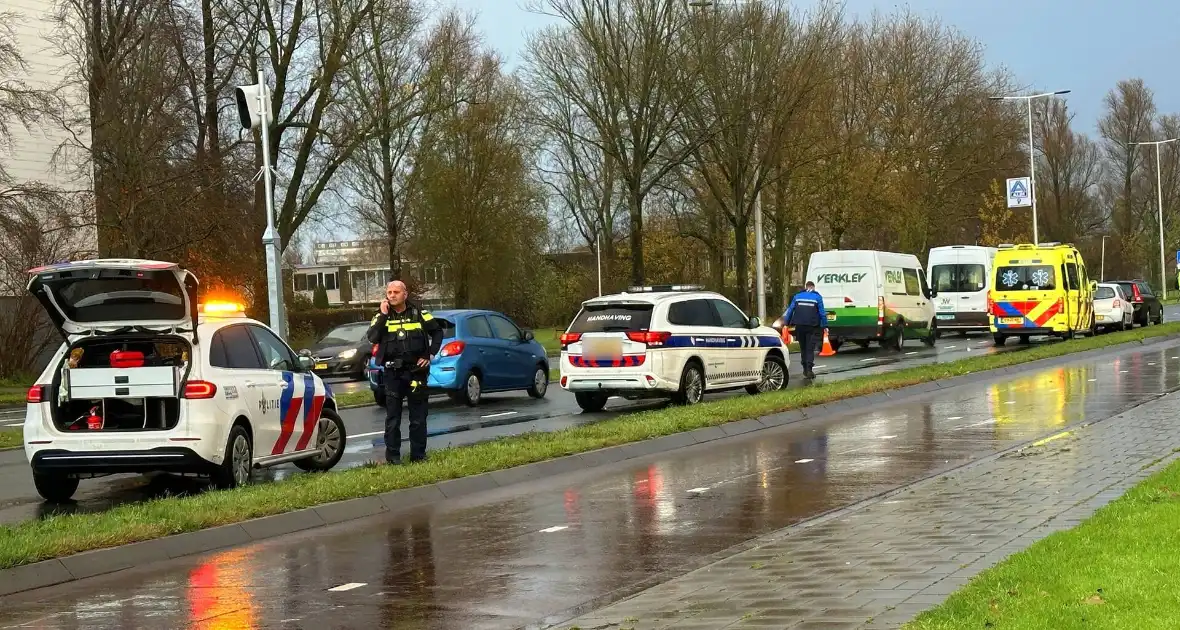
[47,271,186,322]
[568,303,654,332]
[996,265,1056,291]
[1095,286,1116,299]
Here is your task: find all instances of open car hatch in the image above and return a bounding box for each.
[26,259,200,338]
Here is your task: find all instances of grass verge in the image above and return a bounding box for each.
[906,453,1180,629]
[0,429,20,450]
[0,324,1178,570]
[0,391,23,407]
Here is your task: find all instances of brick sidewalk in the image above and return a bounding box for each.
[557,392,1180,630]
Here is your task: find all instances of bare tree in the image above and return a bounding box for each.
[341,6,490,282]
[1098,78,1156,278]
[681,0,840,309]
[525,0,700,284]
[1035,99,1105,245]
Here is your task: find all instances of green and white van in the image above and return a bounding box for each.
[804,250,937,351]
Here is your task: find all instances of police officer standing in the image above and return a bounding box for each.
[367,280,443,464]
[783,280,828,380]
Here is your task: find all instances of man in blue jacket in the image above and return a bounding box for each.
[783,281,827,379]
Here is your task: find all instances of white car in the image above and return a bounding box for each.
[23,259,347,502]
[558,285,789,412]
[1094,282,1134,332]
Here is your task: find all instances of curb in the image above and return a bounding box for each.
[1,333,1178,597]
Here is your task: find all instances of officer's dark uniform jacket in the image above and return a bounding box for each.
[366,303,444,370]
[784,289,827,328]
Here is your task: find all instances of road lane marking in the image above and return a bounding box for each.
[328,583,367,592]
[881,435,897,440]
[539,525,568,533]
[860,358,877,362]
[351,431,383,439]
[687,487,710,493]
[945,346,957,349]
[482,411,517,419]
[906,351,918,355]
[3,421,21,427]
[947,416,963,421]
[794,458,814,464]
[815,364,826,369]
[1032,431,1071,447]
[1149,362,1157,366]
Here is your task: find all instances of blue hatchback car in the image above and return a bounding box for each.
[368,309,550,406]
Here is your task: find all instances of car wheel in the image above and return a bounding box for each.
[747,354,788,395]
[993,333,1007,346]
[294,408,347,472]
[923,320,937,347]
[527,365,548,399]
[212,424,252,490]
[33,472,78,503]
[574,391,608,412]
[675,362,706,405]
[891,321,905,351]
[461,372,482,406]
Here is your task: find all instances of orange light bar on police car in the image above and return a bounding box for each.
[199,301,245,315]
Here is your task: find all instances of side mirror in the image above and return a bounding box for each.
[298,356,315,371]
[523,330,535,342]
[748,316,761,329]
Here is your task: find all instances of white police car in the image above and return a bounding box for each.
[558,285,789,412]
[22,259,347,502]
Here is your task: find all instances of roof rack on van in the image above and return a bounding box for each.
[998,243,1015,249]
[626,284,705,293]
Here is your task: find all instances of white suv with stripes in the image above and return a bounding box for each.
[558,286,789,412]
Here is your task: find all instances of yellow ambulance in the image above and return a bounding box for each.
[988,242,1096,345]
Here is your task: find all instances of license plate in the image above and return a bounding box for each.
[826,313,836,321]
[314,363,327,370]
[584,337,623,360]
[936,314,955,320]
[999,317,1023,325]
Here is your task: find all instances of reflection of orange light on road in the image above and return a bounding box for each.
[564,488,580,522]
[633,465,663,508]
[188,548,257,629]
[989,367,1077,437]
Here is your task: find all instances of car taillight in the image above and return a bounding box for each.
[560,332,582,346]
[440,340,466,357]
[182,381,217,399]
[626,331,671,346]
[370,344,378,357]
[1132,285,1143,302]
[26,385,46,404]
[109,350,145,368]
[987,294,995,316]
[877,296,885,329]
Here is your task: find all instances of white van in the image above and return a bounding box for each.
[926,245,998,334]
[804,250,936,351]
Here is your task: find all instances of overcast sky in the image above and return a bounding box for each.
[449,0,1180,136]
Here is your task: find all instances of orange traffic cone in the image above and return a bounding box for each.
[819,329,836,356]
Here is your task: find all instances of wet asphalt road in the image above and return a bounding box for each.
[0,331,1042,525]
[3,339,1180,629]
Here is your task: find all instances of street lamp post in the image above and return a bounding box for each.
[989,90,1071,246]
[1129,137,1178,301]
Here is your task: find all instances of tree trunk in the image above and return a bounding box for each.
[733,217,750,311]
[628,187,644,285]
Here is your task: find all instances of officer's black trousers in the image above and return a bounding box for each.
[796,325,821,372]
[383,369,429,463]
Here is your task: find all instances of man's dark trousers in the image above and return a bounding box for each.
[383,369,429,463]
[796,325,821,374]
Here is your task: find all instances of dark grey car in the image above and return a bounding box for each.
[1112,279,1163,326]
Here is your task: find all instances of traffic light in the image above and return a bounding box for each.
[234,83,268,130]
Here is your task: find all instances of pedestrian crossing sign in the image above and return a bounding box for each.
[1006,177,1031,208]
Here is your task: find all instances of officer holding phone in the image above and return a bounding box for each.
[366,280,442,464]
